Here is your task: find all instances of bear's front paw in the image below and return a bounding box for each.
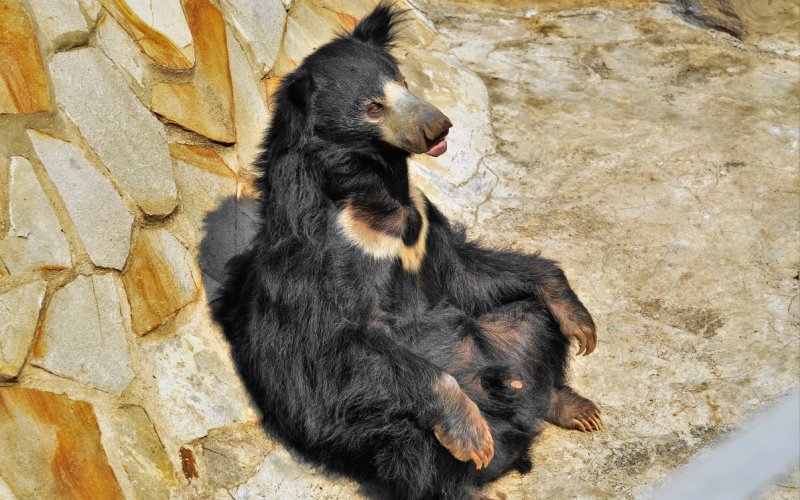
[432,395,494,470]
[548,301,597,356]
[563,319,597,356]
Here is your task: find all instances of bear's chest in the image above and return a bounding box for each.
[337,186,429,273]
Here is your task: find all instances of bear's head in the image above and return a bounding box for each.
[272,3,452,158]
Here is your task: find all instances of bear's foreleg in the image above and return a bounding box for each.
[448,239,597,355]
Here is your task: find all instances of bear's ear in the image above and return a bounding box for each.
[283,67,314,115]
[351,2,402,49]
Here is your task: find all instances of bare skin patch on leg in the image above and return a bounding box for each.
[444,336,488,398]
[476,315,528,360]
[449,335,476,373]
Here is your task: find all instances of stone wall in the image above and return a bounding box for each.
[2,0,798,498]
[0,1,492,497]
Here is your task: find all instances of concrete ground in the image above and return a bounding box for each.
[409,1,800,497]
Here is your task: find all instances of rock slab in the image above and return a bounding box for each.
[232,447,360,499]
[50,48,178,216]
[0,387,124,499]
[0,1,51,114]
[221,0,286,77]
[121,228,201,336]
[151,0,236,143]
[100,0,195,69]
[31,274,135,395]
[144,309,256,443]
[200,423,275,489]
[28,130,133,270]
[171,143,237,231]
[96,404,177,500]
[26,0,89,51]
[0,281,47,380]
[95,13,148,88]
[0,156,72,274]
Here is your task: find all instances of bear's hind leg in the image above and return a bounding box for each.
[545,385,602,432]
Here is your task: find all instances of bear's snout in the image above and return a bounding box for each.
[423,110,452,144]
[422,109,451,157]
[380,80,453,156]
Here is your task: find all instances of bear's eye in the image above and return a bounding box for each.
[366,102,384,117]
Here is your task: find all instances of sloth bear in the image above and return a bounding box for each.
[212,4,601,499]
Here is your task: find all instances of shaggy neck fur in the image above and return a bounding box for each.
[257,123,430,272]
[326,149,430,272]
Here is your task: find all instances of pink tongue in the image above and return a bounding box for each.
[425,138,448,157]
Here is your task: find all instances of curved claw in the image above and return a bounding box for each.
[569,414,605,433]
[482,428,494,468]
[571,325,597,356]
[571,418,587,432]
[581,326,596,356]
[471,434,494,470]
[585,330,597,356]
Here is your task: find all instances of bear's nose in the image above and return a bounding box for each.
[423,112,453,143]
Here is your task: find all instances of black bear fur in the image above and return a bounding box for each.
[212,4,600,498]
